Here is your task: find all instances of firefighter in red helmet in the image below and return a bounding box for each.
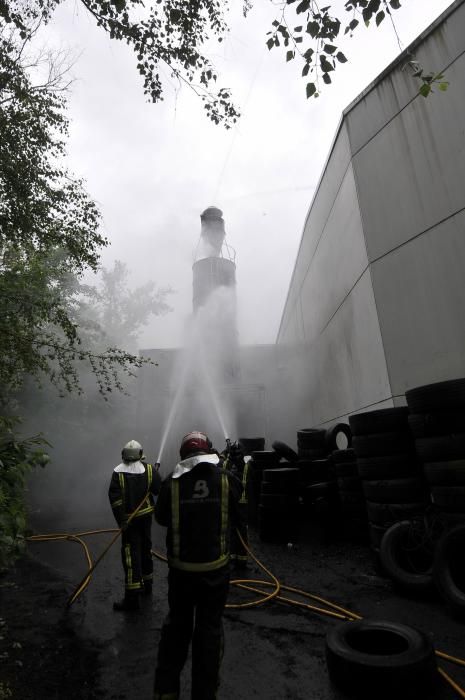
[153,431,246,700]
[108,440,162,611]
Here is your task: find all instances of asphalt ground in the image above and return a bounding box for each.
[1,511,464,700]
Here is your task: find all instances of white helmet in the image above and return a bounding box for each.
[122,440,143,463]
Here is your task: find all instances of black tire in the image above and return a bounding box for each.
[299,467,329,486]
[349,407,410,436]
[369,522,389,549]
[259,493,299,509]
[304,481,337,500]
[262,467,300,487]
[406,378,465,413]
[334,461,358,477]
[439,511,465,526]
[297,428,327,448]
[353,432,415,458]
[357,454,420,480]
[271,440,298,463]
[297,447,328,460]
[325,619,437,697]
[260,480,298,496]
[433,524,465,617]
[366,501,427,527]
[332,448,356,463]
[415,434,465,462]
[380,521,434,592]
[408,411,465,438]
[325,423,352,451]
[431,486,465,510]
[337,476,363,492]
[341,501,368,517]
[339,491,365,505]
[251,450,281,465]
[363,478,428,505]
[424,460,465,485]
[239,437,265,453]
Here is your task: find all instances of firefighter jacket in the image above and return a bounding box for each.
[108,461,162,526]
[154,453,247,572]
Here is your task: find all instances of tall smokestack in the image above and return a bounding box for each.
[199,206,225,257]
[192,206,239,383]
[192,206,236,313]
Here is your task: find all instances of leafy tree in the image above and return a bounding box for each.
[78,260,173,353]
[0,0,445,135]
[265,0,449,99]
[0,416,49,568]
[0,27,155,398]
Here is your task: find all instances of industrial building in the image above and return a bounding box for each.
[138,0,465,462]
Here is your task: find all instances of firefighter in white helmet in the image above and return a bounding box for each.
[108,440,162,611]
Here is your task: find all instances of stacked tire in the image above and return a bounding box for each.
[239,436,265,455]
[258,467,301,543]
[296,423,352,460]
[297,428,329,461]
[238,438,268,525]
[332,448,368,542]
[406,378,465,527]
[349,408,429,553]
[297,429,333,507]
[247,449,280,524]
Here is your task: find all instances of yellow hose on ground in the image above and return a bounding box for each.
[438,668,465,699]
[28,526,465,699]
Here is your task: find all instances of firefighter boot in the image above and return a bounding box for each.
[113,591,141,612]
[143,581,153,596]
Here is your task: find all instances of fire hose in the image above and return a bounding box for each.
[27,523,465,698]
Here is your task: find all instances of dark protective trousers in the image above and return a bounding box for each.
[120,514,153,592]
[154,566,230,700]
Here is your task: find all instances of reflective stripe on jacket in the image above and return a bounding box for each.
[155,461,246,573]
[109,462,161,524]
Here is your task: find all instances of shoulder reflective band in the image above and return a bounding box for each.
[240,462,250,504]
[147,463,153,488]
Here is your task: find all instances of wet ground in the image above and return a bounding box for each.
[1,512,464,700]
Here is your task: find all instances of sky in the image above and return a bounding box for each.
[37,0,452,349]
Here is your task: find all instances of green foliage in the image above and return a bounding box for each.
[0,30,155,397]
[0,416,49,568]
[78,260,173,352]
[404,60,450,98]
[1,0,447,130]
[1,0,243,128]
[265,0,447,102]
[0,682,12,700]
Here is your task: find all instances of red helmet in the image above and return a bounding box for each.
[180,431,212,460]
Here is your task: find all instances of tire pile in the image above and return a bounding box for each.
[295,428,335,512]
[296,426,352,501]
[331,448,367,542]
[238,437,267,525]
[295,425,352,541]
[406,378,465,527]
[258,467,301,543]
[349,407,430,554]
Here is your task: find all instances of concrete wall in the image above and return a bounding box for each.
[277,0,465,427]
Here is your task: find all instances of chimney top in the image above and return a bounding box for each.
[201,206,223,222]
